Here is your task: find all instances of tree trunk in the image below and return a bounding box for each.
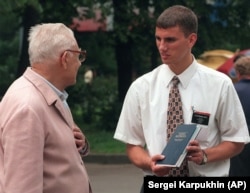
[112,0,133,102]
[115,41,133,102]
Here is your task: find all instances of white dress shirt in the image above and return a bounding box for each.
[114,59,250,176]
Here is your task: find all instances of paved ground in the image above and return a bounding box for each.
[86,163,143,193]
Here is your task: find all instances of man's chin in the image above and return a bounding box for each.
[161,59,169,64]
[161,56,170,63]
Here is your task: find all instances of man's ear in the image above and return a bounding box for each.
[188,33,197,48]
[61,51,68,69]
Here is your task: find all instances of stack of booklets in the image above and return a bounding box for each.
[156,124,201,167]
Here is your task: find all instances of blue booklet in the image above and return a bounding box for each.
[156,124,201,167]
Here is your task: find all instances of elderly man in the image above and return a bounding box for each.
[0,23,92,193]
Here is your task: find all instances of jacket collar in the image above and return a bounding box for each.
[23,67,74,128]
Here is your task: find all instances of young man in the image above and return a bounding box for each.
[114,4,249,181]
[0,23,92,193]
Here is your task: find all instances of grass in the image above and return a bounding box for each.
[83,129,126,154]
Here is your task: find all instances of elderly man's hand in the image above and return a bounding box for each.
[73,126,86,151]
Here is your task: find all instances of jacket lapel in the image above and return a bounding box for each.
[23,67,74,129]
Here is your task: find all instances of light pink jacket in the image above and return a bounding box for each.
[0,67,92,193]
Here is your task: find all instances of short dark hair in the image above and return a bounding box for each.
[156,5,198,37]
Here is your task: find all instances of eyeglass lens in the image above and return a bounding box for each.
[79,53,86,62]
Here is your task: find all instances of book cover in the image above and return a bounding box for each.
[156,124,201,167]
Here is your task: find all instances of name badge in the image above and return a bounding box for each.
[191,109,210,125]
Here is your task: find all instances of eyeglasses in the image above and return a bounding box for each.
[65,49,87,63]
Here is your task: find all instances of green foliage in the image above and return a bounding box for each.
[84,129,126,153]
[68,74,122,132]
[0,0,42,14]
[2,0,250,140]
[66,30,120,132]
[74,31,117,75]
[0,9,20,97]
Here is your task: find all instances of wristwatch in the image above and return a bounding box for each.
[200,150,208,165]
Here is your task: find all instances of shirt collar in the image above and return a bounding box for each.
[163,58,198,89]
[31,70,69,102]
[178,59,198,89]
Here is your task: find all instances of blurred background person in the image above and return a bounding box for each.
[229,56,250,176]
